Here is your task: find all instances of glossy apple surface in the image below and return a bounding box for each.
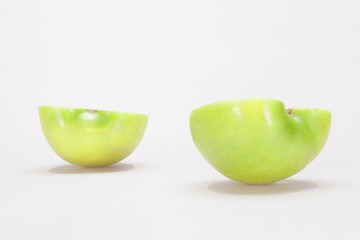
[190,99,331,184]
[39,106,148,167]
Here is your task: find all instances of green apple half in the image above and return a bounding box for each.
[190,99,331,184]
[39,106,148,167]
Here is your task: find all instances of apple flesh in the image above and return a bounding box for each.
[190,99,331,184]
[39,106,148,167]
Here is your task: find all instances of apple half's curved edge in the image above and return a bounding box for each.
[190,98,331,119]
[38,106,149,118]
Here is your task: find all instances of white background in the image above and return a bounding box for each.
[0,0,359,239]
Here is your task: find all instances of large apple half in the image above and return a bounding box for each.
[39,106,148,167]
[190,99,331,184]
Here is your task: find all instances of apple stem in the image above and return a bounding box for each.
[86,109,98,113]
[286,108,295,116]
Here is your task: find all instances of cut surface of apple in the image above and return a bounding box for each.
[190,99,331,184]
[39,106,148,167]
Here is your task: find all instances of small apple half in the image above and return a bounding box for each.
[39,106,148,167]
[190,99,331,184]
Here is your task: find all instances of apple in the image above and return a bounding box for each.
[189,99,331,184]
[39,106,148,167]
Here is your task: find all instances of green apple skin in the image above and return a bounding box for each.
[190,99,331,184]
[39,106,148,167]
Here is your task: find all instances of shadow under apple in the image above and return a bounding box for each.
[208,179,318,195]
[49,163,134,174]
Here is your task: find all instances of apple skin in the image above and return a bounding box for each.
[39,106,148,167]
[190,99,331,184]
